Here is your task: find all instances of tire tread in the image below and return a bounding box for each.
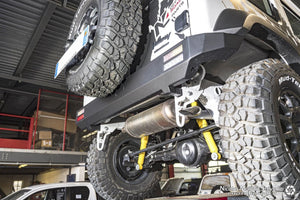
[67,0,142,97]
[87,135,161,200]
[219,59,300,199]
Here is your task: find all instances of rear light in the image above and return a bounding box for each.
[77,114,84,122]
[77,108,84,121]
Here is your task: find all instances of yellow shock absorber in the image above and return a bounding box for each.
[191,102,221,160]
[138,135,149,170]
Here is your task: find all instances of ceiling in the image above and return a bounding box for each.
[0,0,83,126]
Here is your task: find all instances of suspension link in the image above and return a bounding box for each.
[192,102,221,160]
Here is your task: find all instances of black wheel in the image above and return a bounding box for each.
[66,0,142,97]
[219,59,300,200]
[87,133,162,200]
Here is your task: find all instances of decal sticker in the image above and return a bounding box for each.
[149,0,190,61]
[164,53,183,71]
[77,108,85,117]
[163,45,183,63]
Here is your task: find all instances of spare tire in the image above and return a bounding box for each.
[65,0,142,97]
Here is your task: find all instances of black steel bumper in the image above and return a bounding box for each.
[77,32,243,130]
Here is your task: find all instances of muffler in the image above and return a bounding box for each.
[125,99,184,138]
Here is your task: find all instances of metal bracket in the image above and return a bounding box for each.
[174,83,222,127]
[174,85,203,127]
[174,66,205,127]
[200,86,222,125]
[97,122,125,151]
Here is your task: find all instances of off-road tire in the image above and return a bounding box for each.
[219,59,300,199]
[87,133,162,200]
[66,0,142,97]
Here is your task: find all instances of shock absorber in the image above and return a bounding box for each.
[137,135,149,170]
[192,102,221,160]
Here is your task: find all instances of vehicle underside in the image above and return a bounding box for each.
[56,0,300,199]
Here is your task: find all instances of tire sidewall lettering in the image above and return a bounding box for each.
[275,72,300,174]
[279,75,300,88]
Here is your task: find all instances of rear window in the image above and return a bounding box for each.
[44,188,66,200]
[291,0,300,8]
[2,189,30,200]
[69,186,90,200]
[248,0,273,16]
[283,4,300,38]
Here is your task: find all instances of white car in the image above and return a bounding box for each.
[2,182,103,200]
[198,173,240,195]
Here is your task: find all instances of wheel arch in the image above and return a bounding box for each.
[204,9,300,84]
[247,23,300,74]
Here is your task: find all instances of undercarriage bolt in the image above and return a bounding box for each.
[184,149,190,156]
[211,152,219,161]
[135,164,140,171]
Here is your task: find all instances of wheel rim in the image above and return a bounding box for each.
[277,90,300,167]
[75,6,98,40]
[67,5,98,73]
[112,140,146,183]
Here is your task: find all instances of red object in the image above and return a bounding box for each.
[0,113,32,119]
[168,165,175,178]
[77,114,84,122]
[0,138,28,149]
[63,94,69,151]
[201,164,208,176]
[0,89,82,150]
[0,113,34,149]
[28,117,34,149]
[32,89,82,151]
[0,128,29,133]
[33,88,42,149]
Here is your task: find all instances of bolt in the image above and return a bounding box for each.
[135,164,140,171]
[184,149,190,156]
[211,153,219,161]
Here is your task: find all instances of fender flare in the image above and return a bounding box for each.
[213,9,300,71]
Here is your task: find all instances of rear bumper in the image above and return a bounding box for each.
[77,32,243,130]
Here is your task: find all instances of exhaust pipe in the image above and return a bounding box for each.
[125,99,183,138]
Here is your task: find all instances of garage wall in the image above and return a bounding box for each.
[0,175,33,196]
[36,166,85,184]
